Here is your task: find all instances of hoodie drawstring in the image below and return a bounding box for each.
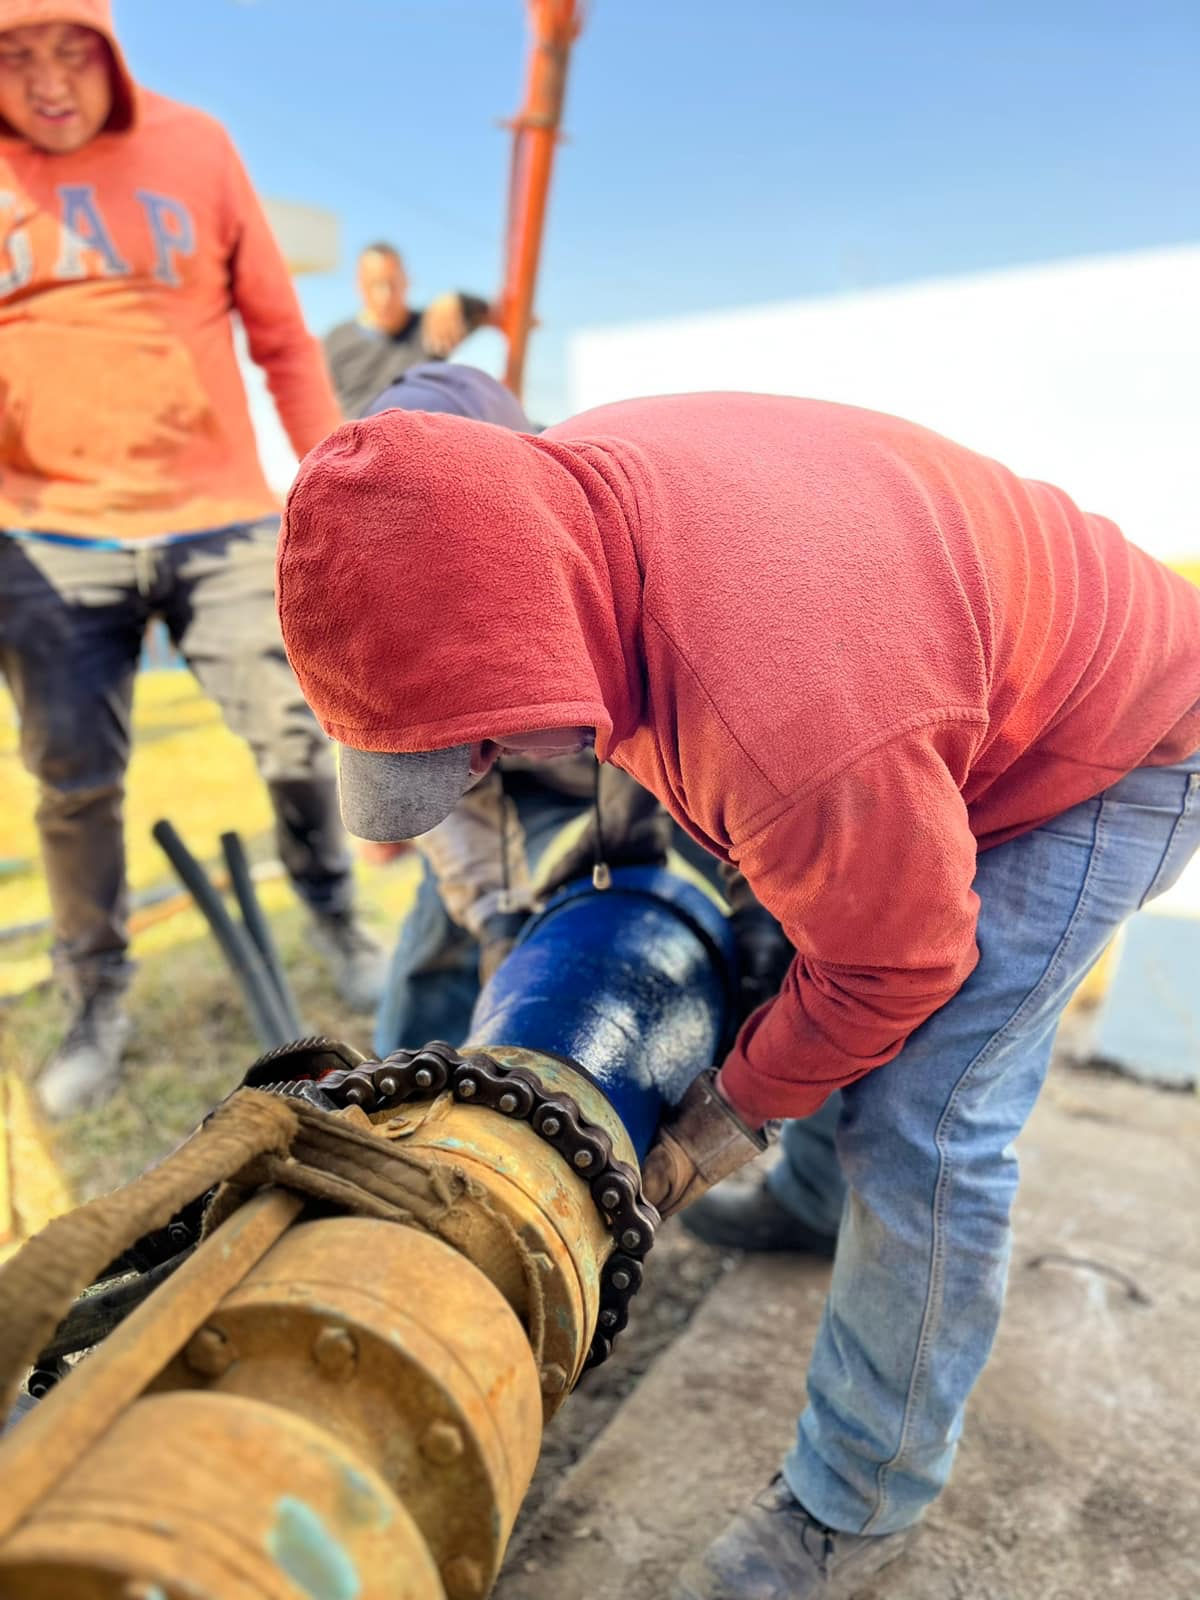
[497,766,514,912]
[592,758,611,891]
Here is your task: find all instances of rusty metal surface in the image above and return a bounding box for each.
[248,1042,658,1375]
[152,1217,542,1595]
[282,1043,658,1378]
[371,1049,633,1402]
[480,1049,640,1170]
[0,1052,636,1595]
[0,1187,302,1551]
[0,1389,443,1599]
[397,1102,598,1408]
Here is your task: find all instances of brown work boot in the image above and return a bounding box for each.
[673,1476,916,1599]
[36,984,132,1120]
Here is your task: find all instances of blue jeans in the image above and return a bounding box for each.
[0,526,351,995]
[770,757,1200,1534]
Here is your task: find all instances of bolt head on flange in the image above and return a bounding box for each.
[311,1324,357,1380]
[183,1324,235,1378]
[420,1419,466,1465]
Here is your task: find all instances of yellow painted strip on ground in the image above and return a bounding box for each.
[0,957,51,1002]
[0,1077,12,1259]
[0,1072,72,1263]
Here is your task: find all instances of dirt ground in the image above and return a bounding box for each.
[497,1060,1200,1600]
[518,1224,737,1532]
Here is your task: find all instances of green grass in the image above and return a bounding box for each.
[1,673,420,1200]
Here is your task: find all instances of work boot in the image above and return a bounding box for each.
[36,985,132,1119]
[681,1180,838,1257]
[309,909,387,1013]
[673,1476,916,1599]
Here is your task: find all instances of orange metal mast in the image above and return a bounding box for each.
[499,0,585,401]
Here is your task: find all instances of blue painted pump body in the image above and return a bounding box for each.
[465,866,737,1160]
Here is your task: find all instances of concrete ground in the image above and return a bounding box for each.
[496,1064,1200,1600]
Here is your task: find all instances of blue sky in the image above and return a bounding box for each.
[116,0,1198,421]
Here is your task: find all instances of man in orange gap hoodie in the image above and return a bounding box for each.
[0,1,384,1117]
[280,392,1200,1597]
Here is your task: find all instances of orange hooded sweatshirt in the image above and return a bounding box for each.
[278,394,1200,1124]
[0,0,340,541]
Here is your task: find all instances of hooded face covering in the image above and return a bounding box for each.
[317,366,540,838]
[277,408,646,787]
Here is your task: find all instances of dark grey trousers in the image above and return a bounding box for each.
[0,522,352,997]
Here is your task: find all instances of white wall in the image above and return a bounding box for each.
[243,200,340,496]
[262,199,338,277]
[568,246,1200,563]
[241,334,301,495]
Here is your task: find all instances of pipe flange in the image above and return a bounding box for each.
[283,1041,661,1376]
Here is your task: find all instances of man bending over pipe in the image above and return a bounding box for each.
[360,364,783,1054]
[276,392,1200,1599]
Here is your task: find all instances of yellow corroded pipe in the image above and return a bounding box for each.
[0,1050,619,1598]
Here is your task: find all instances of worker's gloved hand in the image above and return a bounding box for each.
[730,903,794,1021]
[642,1070,772,1221]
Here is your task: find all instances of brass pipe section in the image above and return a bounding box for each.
[0,1051,624,1598]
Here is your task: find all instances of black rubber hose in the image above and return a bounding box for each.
[36,1251,194,1362]
[151,819,293,1049]
[219,831,304,1039]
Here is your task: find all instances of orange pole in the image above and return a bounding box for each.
[500,0,585,401]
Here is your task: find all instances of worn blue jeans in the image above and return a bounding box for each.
[770,757,1200,1535]
[0,527,351,996]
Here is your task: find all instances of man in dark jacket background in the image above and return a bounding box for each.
[323,242,497,418]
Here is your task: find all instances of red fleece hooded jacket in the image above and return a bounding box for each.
[279,393,1200,1124]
